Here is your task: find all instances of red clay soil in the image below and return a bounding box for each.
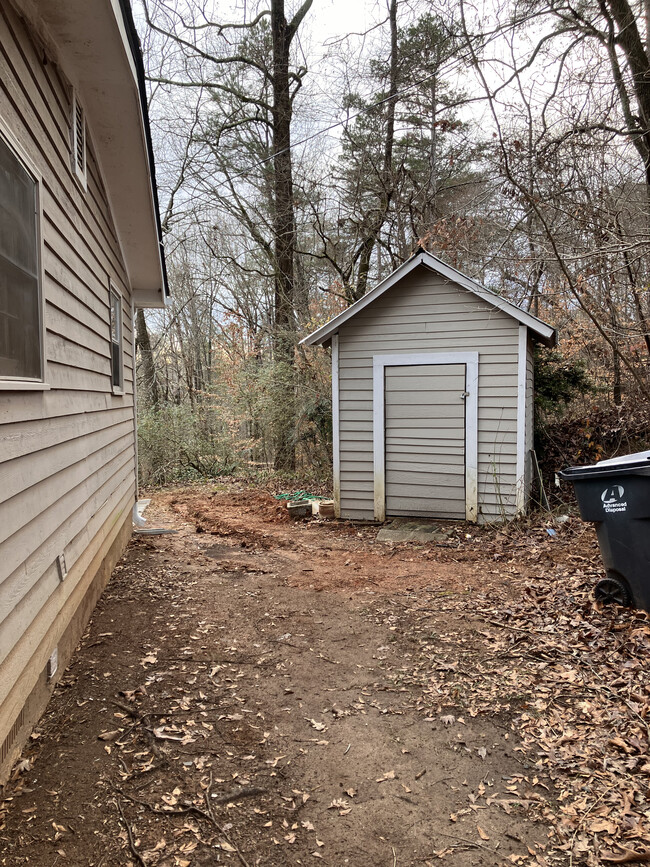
[167,489,530,596]
[0,488,631,867]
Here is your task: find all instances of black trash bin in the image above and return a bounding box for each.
[559,450,650,610]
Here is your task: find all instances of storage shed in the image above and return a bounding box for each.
[301,250,557,523]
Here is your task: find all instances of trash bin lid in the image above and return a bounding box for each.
[596,449,650,467]
[559,450,650,480]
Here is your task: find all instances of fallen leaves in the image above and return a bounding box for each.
[14,494,650,867]
[376,770,396,783]
[98,730,121,742]
[378,519,650,864]
[217,840,237,853]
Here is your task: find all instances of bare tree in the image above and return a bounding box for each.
[140,0,313,469]
[459,0,650,401]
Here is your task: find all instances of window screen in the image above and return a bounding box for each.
[110,288,122,389]
[0,136,41,380]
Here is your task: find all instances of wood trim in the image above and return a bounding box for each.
[0,111,47,386]
[0,381,50,391]
[36,145,46,384]
[331,334,340,518]
[372,358,386,521]
[515,325,527,515]
[464,357,479,523]
[372,352,479,523]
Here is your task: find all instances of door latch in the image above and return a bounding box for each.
[460,391,470,400]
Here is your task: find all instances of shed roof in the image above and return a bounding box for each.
[18,0,168,308]
[301,250,557,348]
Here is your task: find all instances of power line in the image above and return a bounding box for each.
[150,10,532,202]
[209,59,471,190]
[151,44,477,199]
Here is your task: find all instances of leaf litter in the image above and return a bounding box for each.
[2,491,649,866]
[372,516,650,865]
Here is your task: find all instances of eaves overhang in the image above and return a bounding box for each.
[23,0,169,308]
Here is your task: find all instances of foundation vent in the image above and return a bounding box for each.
[0,709,25,766]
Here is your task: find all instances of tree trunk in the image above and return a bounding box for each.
[135,307,159,409]
[427,76,437,226]
[352,0,398,302]
[270,0,312,471]
[600,0,650,208]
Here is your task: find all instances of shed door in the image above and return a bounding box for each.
[384,363,466,518]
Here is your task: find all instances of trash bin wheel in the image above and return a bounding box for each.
[595,576,632,606]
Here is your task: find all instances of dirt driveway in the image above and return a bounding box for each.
[1,488,649,866]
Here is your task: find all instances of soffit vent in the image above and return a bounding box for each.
[71,90,87,189]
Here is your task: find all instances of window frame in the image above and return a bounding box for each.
[109,283,124,395]
[0,116,47,391]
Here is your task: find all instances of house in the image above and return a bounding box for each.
[0,0,167,781]
[301,250,556,523]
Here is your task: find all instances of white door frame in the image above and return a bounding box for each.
[515,324,528,515]
[331,334,341,518]
[372,352,479,522]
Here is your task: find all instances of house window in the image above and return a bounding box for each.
[71,90,87,189]
[110,287,123,392]
[0,134,42,381]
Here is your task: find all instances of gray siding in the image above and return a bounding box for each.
[385,363,466,518]
[0,5,135,748]
[337,267,520,522]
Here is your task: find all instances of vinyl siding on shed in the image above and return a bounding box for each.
[0,4,135,756]
[337,267,520,522]
[384,363,466,518]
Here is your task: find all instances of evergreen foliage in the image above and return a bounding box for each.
[534,348,595,414]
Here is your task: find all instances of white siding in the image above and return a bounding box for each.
[0,5,135,751]
[525,337,535,499]
[337,267,520,522]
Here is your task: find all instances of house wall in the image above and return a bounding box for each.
[337,266,521,522]
[0,4,135,779]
